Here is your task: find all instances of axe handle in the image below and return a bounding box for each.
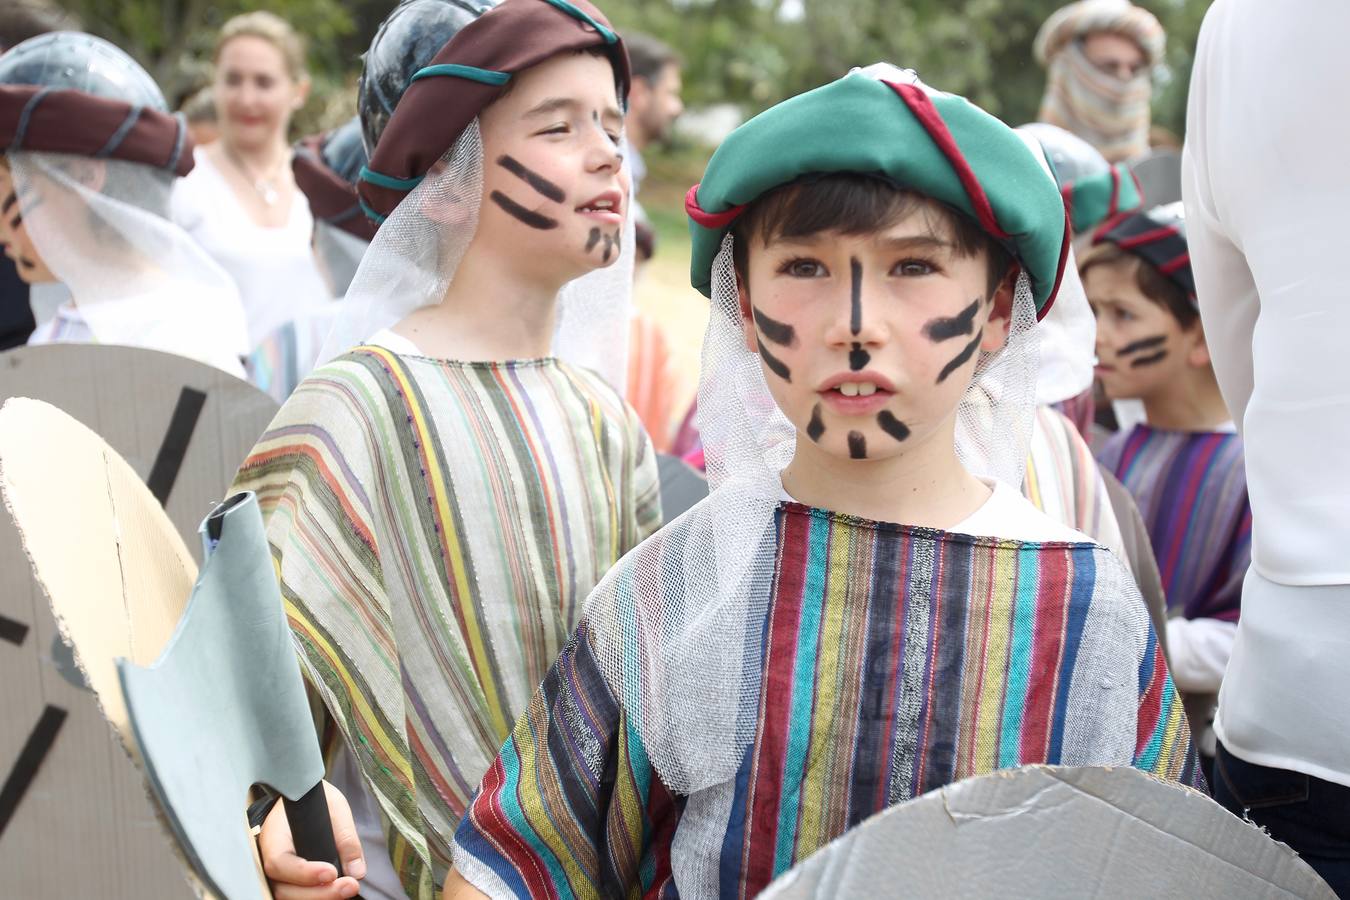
[284,782,349,883]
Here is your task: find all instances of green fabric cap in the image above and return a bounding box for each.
[686,73,1070,315]
[1067,163,1144,235]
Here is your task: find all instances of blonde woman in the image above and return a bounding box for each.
[173,11,330,349]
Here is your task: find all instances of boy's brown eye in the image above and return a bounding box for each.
[781,259,826,278]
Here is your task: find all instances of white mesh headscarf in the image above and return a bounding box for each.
[318,120,634,392]
[580,67,1083,796]
[10,151,249,376]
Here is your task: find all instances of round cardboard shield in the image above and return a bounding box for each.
[760,766,1334,899]
[0,345,279,898]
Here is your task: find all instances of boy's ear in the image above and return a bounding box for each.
[1184,319,1212,368]
[737,271,757,354]
[979,264,1019,353]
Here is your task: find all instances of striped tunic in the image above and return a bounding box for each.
[1024,405,1124,557]
[453,503,1199,900]
[1097,425,1250,622]
[233,346,661,897]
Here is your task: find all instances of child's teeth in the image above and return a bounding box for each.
[858,383,876,396]
[840,383,859,397]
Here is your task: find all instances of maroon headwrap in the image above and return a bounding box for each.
[293,134,378,242]
[0,86,193,176]
[358,0,630,222]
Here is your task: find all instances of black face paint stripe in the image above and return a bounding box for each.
[2,192,16,215]
[936,334,983,384]
[586,227,601,252]
[496,155,566,203]
[756,338,792,382]
[1117,335,1167,356]
[850,257,863,336]
[490,191,559,230]
[922,298,981,342]
[877,411,910,442]
[8,213,21,231]
[848,431,867,459]
[0,705,68,838]
[1130,350,1169,368]
[602,232,614,263]
[807,404,825,442]
[752,307,797,347]
[848,343,870,372]
[0,614,29,646]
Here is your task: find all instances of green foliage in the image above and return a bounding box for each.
[65,0,1213,141]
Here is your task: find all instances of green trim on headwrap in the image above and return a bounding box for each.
[358,165,425,190]
[1066,162,1143,234]
[686,73,1069,315]
[410,63,512,86]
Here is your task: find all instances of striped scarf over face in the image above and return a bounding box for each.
[1035,0,1165,163]
[1040,41,1152,163]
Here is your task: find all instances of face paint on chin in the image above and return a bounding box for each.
[847,430,867,459]
[807,403,825,442]
[877,410,910,442]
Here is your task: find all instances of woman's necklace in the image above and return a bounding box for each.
[222,143,285,207]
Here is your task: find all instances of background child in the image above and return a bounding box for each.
[1086,203,1249,778]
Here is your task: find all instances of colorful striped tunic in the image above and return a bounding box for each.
[453,503,1199,899]
[1096,425,1250,622]
[233,346,661,898]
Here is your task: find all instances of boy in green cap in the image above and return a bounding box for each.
[446,66,1198,900]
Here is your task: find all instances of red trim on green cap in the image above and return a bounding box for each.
[884,81,1011,242]
[1106,166,1122,219]
[685,183,747,229]
[1160,252,1190,276]
[1114,223,1180,250]
[1043,208,1071,321]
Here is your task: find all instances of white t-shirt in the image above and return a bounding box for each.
[172,148,330,349]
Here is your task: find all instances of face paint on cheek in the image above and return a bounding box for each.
[936,334,982,384]
[496,155,566,203]
[848,343,870,371]
[847,431,867,459]
[751,307,796,347]
[756,337,792,382]
[1116,334,1166,356]
[489,191,559,230]
[1130,349,1169,368]
[922,298,981,342]
[807,403,825,442]
[850,257,863,336]
[877,410,910,442]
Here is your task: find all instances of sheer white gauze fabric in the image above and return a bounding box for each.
[10,151,249,375]
[585,230,1042,795]
[1013,128,1097,406]
[317,118,634,392]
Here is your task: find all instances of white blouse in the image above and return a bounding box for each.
[172,147,330,349]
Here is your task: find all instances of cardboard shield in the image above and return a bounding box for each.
[0,397,337,899]
[1129,149,1182,207]
[0,345,279,897]
[760,766,1335,899]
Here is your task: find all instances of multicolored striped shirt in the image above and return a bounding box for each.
[453,503,1199,899]
[233,347,661,898]
[1097,425,1250,622]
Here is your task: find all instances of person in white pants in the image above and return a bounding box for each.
[1182,0,1350,891]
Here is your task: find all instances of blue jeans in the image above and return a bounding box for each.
[1213,742,1350,897]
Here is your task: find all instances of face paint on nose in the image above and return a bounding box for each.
[850,257,863,336]
[848,343,870,372]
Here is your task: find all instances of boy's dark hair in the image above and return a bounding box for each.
[731,174,1015,298]
[1078,242,1197,328]
[623,32,681,84]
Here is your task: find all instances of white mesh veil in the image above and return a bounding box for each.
[10,151,249,376]
[317,120,633,392]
